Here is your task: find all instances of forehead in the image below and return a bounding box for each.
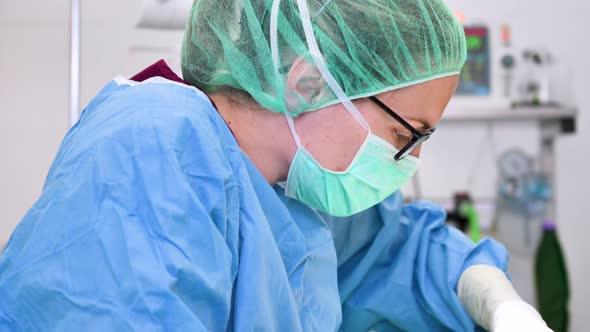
[376,76,459,128]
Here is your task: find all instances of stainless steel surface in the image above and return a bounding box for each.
[442,106,577,122]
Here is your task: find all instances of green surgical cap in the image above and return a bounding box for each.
[181,0,467,116]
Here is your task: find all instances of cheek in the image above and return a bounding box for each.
[295,107,367,171]
[363,110,397,145]
[410,145,422,158]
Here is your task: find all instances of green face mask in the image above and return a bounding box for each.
[284,115,420,217]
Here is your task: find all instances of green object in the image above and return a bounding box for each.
[459,202,481,243]
[182,0,467,116]
[535,222,570,332]
[285,116,419,217]
[466,35,483,51]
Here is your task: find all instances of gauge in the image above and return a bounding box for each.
[498,149,532,179]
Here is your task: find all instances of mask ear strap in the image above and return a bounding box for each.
[295,0,370,132]
[270,0,281,75]
[285,115,303,148]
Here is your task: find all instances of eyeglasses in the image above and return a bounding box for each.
[368,96,436,161]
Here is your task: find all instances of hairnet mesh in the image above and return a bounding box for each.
[181,0,466,116]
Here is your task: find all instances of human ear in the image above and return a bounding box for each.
[285,56,325,107]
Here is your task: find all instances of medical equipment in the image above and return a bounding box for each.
[517,49,551,105]
[493,149,551,255]
[500,24,516,99]
[449,22,515,111]
[451,21,575,115]
[456,25,491,96]
[514,48,563,107]
[498,149,532,180]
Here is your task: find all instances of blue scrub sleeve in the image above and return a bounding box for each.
[0,85,238,331]
[325,192,509,332]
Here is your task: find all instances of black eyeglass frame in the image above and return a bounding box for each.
[368,96,436,161]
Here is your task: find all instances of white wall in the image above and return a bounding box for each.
[1,0,588,330]
[0,0,183,244]
[0,1,70,238]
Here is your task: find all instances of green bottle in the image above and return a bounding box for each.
[459,202,481,243]
[534,221,569,332]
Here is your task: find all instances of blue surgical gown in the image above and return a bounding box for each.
[0,77,508,331]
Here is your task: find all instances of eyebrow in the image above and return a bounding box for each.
[414,121,433,131]
[375,96,434,132]
[404,117,433,132]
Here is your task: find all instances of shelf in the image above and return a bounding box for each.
[442,106,577,122]
[441,106,577,134]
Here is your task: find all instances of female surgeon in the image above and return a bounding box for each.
[0,0,552,331]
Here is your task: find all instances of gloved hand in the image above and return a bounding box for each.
[492,301,553,332]
[457,265,554,332]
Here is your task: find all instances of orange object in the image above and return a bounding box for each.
[455,11,466,25]
[501,24,512,46]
